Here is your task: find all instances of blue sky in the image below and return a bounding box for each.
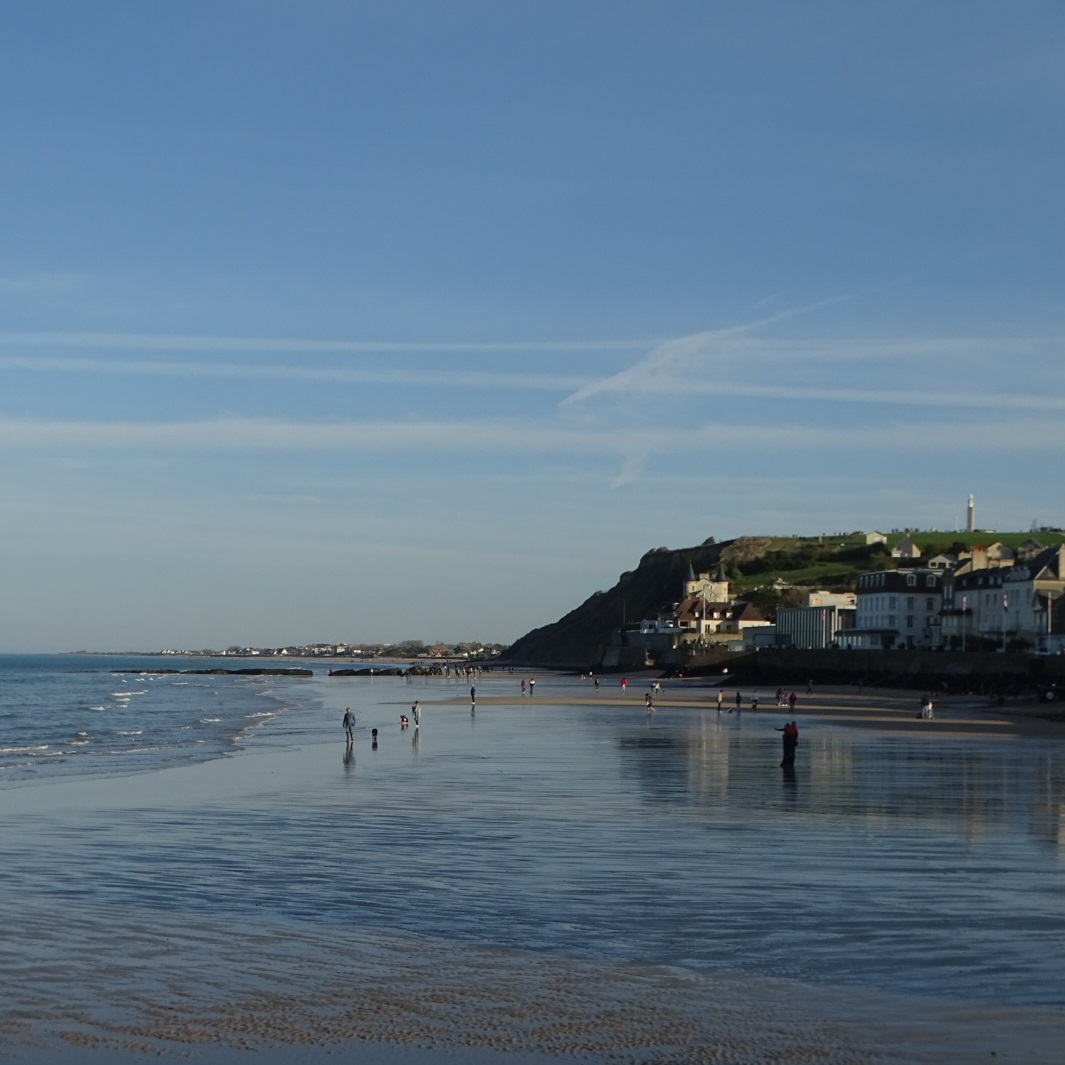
[1,1,1062,652]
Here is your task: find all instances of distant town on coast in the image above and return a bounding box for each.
[71,639,508,662]
[76,500,1065,692]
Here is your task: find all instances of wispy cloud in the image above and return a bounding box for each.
[0,413,1061,456]
[2,330,1059,410]
[0,273,89,293]
[578,377,1065,412]
[0,355,589,393]
[560,294,858,407]
[0,331,651,354]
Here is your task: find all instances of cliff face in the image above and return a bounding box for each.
[502,540,730,668]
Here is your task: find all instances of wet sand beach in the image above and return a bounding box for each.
[3,672,1064,1064]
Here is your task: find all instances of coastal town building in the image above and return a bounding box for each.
[954,543,1015,575]
[636,564,771,655]
[939,544,1065,650]
[775,591,856,649]
[890,535,921,560]
[839,569,943,649]
[926,553,956,571]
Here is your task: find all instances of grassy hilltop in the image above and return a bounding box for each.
[502,529,1065,668]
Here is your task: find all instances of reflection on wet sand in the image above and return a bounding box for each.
[3,676,1064,1062]
[618,709,1065,849]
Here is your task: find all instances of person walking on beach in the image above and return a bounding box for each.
[775,720,799,767]
[529,677,535,696]
[788,691,797,711]
[411,700,421,726]
[731,691,742,713]
[342,707,355,746]
[470,685,476,706]
[645,691,654,711]
[621,677,628,691]
[594,677,600,691]
[521,678,526,696]
[717,689,724,711]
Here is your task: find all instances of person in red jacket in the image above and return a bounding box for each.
[775,721,799,767]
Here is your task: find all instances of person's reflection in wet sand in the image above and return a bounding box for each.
[343,746,355,771]
[412,726,420,752]
[781,762,797,797]
[371,727,378,751]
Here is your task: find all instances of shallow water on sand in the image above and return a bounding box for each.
[2,670,1064,1060]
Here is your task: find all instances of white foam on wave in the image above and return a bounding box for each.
[247,711,276,719]
[90,705,106,711]
[116,730,143,736]
[200,717,222,724]
[0,744,50,754]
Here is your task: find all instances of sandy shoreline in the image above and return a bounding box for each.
[5,676,1065,1065]
[451,682,1065,739]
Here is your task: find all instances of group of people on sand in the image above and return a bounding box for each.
[344,700,423,745]
[715,689,798,713]
[345,679,804,770]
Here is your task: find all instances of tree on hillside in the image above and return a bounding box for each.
[743,586,804,621]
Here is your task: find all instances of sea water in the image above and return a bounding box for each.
[0,653,305,784]
[2,660,1064,1057]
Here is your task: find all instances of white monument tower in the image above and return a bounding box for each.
[966,493,975,533]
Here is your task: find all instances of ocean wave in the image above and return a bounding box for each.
[116,730,143,736]
[0,744,50,754]
[200,717,222,724]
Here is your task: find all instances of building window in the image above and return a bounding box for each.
[907,573,916,586]
[906,615,914,628]
[889,596,897,609]
[926,575,936,587]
